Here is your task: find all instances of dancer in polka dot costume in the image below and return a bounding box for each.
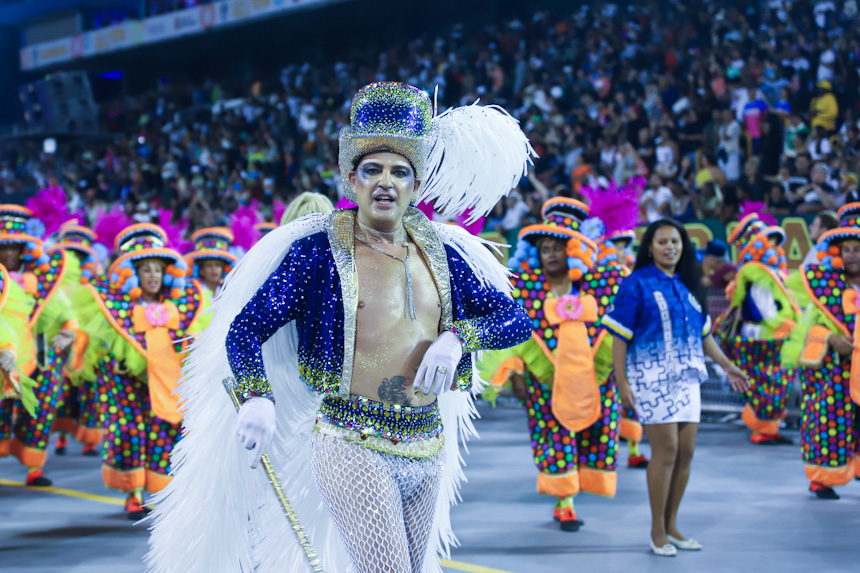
[49,223,107,457]
[0,205,80,487]
[0,263,37,419]
[715,213,800,445]
[581,179,650,469]
[481,197,624,531]
[782,203,860,500]
[183,227,237,301]
[74,224,209,519]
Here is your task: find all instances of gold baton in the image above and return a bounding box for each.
[222,377,324,573]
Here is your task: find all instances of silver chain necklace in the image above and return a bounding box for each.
[356,219,407,245]
[354,234,416,320]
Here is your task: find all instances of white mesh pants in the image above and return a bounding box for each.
[310,432,445,573]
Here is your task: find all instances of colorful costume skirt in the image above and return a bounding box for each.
[99,356,180,494]
[723,336,793,435]
[524,372,618,498]
[53,377,105,445]
[0,349,66,468]
[799,353,860,486]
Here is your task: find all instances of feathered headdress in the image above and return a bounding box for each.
[338,82,536,224]
[157,209,193,254]
[229,201,263,252]
[273,199,287,226]
[93,205,134,257]
[740,201,778,227]
[579,177,644,239]
[25,184,70,238]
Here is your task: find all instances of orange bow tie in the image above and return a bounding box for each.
[544,293,601,432]
[132,302,183,424]
[840,289,860,405]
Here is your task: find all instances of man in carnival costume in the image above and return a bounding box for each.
[582,179,650,469]
[184,227,238,300]
[74,224,209,519]
[0,205,79,487]
[147,82,534,573]
[782,202,860,500]
[714,213,800,445]
[0,262,37,421]
[479,196,627,531]
[50,223,107,456]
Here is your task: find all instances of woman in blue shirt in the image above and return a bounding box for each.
[603,219,748,557]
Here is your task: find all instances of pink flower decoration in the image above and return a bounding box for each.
[556,294,584,321]
[854,290,860,311]
[144,304,170,328]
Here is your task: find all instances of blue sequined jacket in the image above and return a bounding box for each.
[227,208,532,401]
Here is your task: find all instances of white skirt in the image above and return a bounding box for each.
[632,380,701,425]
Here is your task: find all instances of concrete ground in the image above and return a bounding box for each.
[1,402,857,573]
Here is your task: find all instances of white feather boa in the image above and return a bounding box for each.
[145,215,513,573]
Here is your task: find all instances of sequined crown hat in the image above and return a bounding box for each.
[51,224,103,281]
[185,227,238,278]
[339,82,536,222]
[815,202,860,269]
[728,213,787,270]
[109,223,188,299]
[0,204,51,271]
[509,198,598,281]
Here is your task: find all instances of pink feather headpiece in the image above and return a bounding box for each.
[93,205,134,256]
[230,201,263,251]
[158,209,193,254]
[740,201,778,226]
[25,184,70,237]
[579,177,645,238]
[273,200,287,226]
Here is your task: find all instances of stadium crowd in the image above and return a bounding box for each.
[2,0,860,239]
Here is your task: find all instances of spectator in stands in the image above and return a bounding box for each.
[695,153,727,192]
[807,126,834,161]
[800,210,839,267]
[655,128,680,179]
[841,172,860,203]
[811,80,839,133]
[794,163,841,214]
[785,114,811,159]
[640,174,672,223]
[699,240,736,289]
[768,183,795,216]
[668,180,695,222]
[496,190,531,245]
[695,182,723,220]
[739,156,767,202]
[742,86,769,155]
[717,108,742,181]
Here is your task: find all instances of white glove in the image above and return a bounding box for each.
[51,330,76,350]
[413,331,464,396]
[750,285,778,320]
[0,349,15,373]
[236,397,276,469]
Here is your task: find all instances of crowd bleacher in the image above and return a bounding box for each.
[3,0,860,237]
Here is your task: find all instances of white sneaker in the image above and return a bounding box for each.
[650,537,678,556]
[667,534,703,551]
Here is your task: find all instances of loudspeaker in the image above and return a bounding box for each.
[19,70,98,133]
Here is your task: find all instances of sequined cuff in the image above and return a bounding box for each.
[237,377,275,404]
[451,318,483,354]
[455,357,472,392]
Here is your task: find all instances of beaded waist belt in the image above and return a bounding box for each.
[315,395,444,458]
